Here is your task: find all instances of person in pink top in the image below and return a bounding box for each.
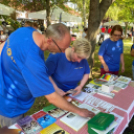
[108,26,112,34]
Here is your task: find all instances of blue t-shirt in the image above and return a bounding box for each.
[132,44,134,66]
[45,53,90,92]
[98,38,123,71]
[0,27,55,118]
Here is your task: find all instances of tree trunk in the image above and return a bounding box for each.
[125,22,128,38]
[83,0,86,28]
[46,0,51,27]
[87,0,114,77]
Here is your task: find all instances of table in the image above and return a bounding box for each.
[8,85,134,134]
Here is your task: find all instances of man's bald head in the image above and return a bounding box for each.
[45,23,70,41]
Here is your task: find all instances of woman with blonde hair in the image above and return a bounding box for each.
[98,25,125,76]
[46,38,91,96]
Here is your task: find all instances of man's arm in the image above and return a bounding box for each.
[98,55,109,72]
[0,42,5,55]
[45,92,95,118]
[49,76,66,96]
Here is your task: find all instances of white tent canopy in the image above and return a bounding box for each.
[28,10,46,20]
[104,21,125,26]
[28,6,82,22]
[0,3,15,16]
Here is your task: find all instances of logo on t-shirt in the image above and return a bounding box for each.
[7,48,12,56]
[74,67,83,69]
[6,38,16,63]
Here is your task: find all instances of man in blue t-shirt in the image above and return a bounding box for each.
[0,23,95,127]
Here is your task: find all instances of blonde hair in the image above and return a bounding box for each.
[72,38,91,59]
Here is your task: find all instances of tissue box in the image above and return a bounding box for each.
[101,84,114,93]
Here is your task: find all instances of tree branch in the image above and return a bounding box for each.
[99,0,114,21]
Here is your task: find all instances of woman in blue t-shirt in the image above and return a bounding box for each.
[45,38,91,96]
[98,25,125,76]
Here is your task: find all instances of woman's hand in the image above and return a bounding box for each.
[103,64,109,72]
[121,65,125,73]
[72,85,82,96]
[55,87,66,96]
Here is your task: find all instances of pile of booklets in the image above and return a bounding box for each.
[99,74,118,82]
[15,104,70,134]
[109,76,131,93]
[85,75,132,98]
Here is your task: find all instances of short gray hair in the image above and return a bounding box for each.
[73,38,91,59]
[46,23,70,40]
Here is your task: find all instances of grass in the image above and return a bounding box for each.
[25,38,134,134]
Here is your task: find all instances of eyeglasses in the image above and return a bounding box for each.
[52,39,62,52]
[113,34,121,37]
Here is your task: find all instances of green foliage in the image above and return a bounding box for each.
[1,12,21,31]
[104,4,121,21]
[6,18,21,30]
[104,0,134,27]
[115,0,134,22]
[70,0,90,18]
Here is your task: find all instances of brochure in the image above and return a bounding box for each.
[17,116,42,134]
[116,76,131,84]
[129,81,134,88]
[37,114,56,129]
[90,79,107,86]
[112,86,122,92]
[32,110,46,120]
[95,89,115,98]
[70,91,88,102]
[43,104,68,118]
[113,82,128,89]
[60,104,100,131]
[86,83,101,90]
[40,123,69,134]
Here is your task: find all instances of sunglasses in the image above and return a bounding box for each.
[52,39,62,52]
[113,34,121,37]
